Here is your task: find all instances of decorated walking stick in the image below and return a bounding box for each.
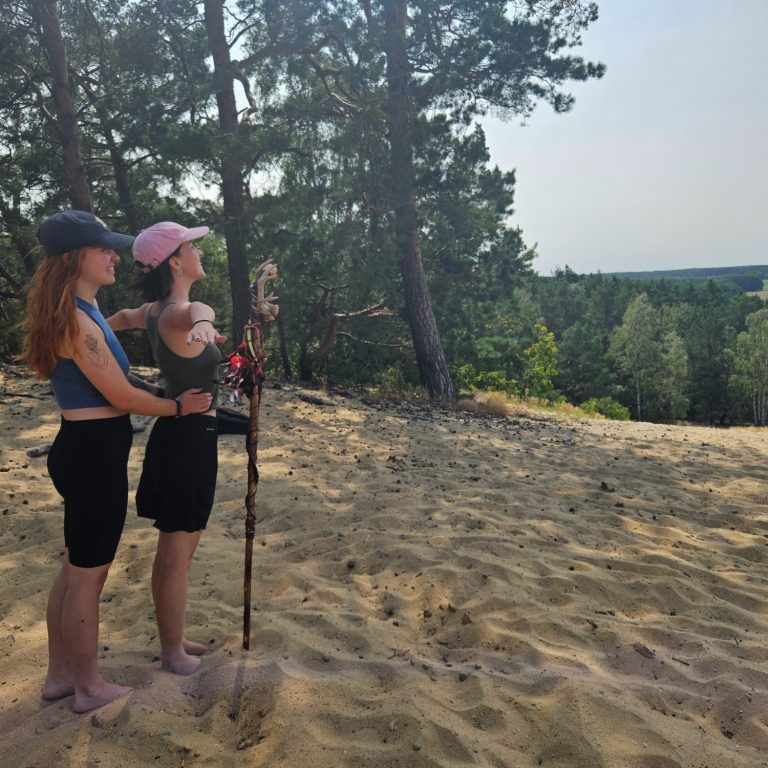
[222,259,279,650]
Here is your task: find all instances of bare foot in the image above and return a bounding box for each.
[71,682,132,714]
[42,675,75,702]
[161,650,201,676]
[183,639,208,656]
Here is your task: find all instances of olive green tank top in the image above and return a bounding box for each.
[146,305,222,401]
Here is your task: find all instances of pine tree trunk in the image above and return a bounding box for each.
[104,127,139,233]
[381,1,454,399]
[298,346,314,382]
[33,0,92,212]
[276,314,293,380]
[203,0,251,341]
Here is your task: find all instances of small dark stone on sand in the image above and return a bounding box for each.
[633,643,655,659]
[91,715,104,728]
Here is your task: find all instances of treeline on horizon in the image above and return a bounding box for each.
[2,1,768,427]
[607,265,768,294]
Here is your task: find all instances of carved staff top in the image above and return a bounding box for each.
[222,259,279,402]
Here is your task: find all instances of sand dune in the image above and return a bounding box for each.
[2,364,768,767]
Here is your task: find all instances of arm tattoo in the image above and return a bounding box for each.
[84,334,108,369]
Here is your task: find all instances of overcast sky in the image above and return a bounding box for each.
[482,0,767,276]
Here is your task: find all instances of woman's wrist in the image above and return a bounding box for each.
[191,318,213,328]
[153,394,174,417]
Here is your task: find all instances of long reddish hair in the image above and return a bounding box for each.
[19,249,86,379]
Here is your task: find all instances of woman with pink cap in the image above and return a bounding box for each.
[109,221,225,675]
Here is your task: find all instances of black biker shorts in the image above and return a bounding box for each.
[47,414,133,568]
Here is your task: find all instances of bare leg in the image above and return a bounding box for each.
[152,530,203,675]
[62,559,132,713]
[42,561,74,700]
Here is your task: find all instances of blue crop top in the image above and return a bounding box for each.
[50,297,130,409]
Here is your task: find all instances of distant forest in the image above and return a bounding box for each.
[2,2,768,426]
[607,265,768,294]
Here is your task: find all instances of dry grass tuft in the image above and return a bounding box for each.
[361,385,605,423]
[460,391,511,417]
[457,391,605,422]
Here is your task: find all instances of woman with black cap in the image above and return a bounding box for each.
[20,210,212,713]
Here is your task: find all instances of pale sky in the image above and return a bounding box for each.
[483,0,768,276]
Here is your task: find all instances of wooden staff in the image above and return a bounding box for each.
[222,260,278,650]
[243,342,262,650]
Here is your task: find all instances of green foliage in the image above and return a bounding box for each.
[580,397,631,421]
[734,308,768,425]
[657,331,690,420]
[521,323,559,400]
[556,321,617,401]
[372,364,420,394]
[452,364,519,396]
[609,293,689,421]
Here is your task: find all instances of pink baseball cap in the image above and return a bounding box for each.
[133,221,210,272]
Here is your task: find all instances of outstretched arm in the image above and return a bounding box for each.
[126,371,164,397]
[107,304,150,332]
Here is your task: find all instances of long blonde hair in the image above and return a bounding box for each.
[19,250,85,379]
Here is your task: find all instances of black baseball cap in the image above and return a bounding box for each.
[37,210,134,255]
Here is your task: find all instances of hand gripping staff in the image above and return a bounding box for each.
[222,259,279,649]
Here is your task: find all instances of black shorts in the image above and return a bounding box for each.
[136,414,218,533]
[47,415,133,568]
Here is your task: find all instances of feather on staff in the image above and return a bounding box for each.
[221,259,278,649]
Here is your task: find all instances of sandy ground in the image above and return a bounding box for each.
[1,364,768,768]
